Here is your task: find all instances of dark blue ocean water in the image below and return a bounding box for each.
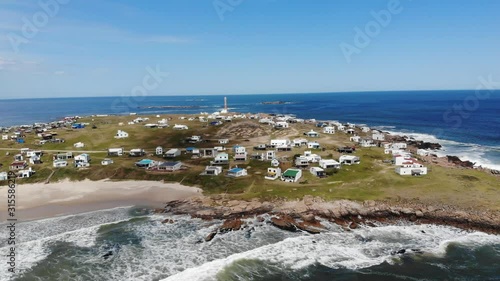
[0,90,499,168]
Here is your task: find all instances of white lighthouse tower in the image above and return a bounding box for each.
[220,96,228,114]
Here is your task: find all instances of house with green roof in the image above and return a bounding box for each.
[281,168,302,183]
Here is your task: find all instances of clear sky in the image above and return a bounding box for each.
[1,0,499,98]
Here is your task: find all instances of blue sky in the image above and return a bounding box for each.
[1,0,499,98]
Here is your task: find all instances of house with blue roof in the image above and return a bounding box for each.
[227,167,247,177]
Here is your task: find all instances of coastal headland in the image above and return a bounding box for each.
[0,112,498,232]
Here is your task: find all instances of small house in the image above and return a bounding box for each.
[293,138,308,147]
[227,167,248,177]
[361,126,371,133]
[395,162,428,176]
[350,136,361,143]
[200,166,223,176]
[156,146,164,156]
[135,159,157,168]
[54,152,73,160]
[1,135,8,141]
[305,130,320,138]
[310,167,326,177]
[295,156,309,168]
[74,154,91,167]
[10,161,27,170]
[271,158,280,167]
[29,155,42,165]
[265,167,282,180]
[251,153,265,161]
[417,149,430,156]
[173,124,188,130]
[266,150,276,161]
[18,167,35,178]
[218,139,229,144]
[323,126,335,134]
[71,123,85,129]
[129,149,145,157]
[26,150,43,158]
[200,148,217,158]
[187,136,202,143]
[101,158,114,166]
[233,146,247,161]
[360,139,375,147]
[275,122,289,129]
[157,161,182,171]
[339,155,360,165]
[372,132,385,141]
[115,130,129,139]
[346,128,356,135]
[14,154,23,161]
[270,139,291,148]
[319,159,341,169]
[281,168,302,183]
[108,148,124,157]
[211,153,229,165]
[53,160,68,168]
[302,151,322,163]
[165,149,181,158]
[0,172,8,181]
[338,147,355,153]
[307,141,320,149]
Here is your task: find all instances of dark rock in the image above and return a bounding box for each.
[270,215,298,232]
[219,218,244,233]
[205,231,217,242]
[161,218,175,224]
[102,251,113,260]
[349,222,358,229]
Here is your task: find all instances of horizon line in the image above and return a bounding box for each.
[0,88,496,101]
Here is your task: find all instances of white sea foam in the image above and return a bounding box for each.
[162,224,500,281]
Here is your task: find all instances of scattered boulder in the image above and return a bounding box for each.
[205,231,217,242]
[220,218,244,233]
[270,215,297,232]
[161,218,175,224]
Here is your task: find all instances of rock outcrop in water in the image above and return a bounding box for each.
[157,195,500,235]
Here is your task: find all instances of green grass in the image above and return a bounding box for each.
[1,115,499,212]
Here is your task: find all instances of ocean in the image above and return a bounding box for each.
[1,90,499,169]
[1,207,499,281]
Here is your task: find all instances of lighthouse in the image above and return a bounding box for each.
[221,96,228,114]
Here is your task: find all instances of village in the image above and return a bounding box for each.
[0,106,498,206]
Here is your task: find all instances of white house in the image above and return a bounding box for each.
[156,146,164,156]
[29,155,42,165]
[319,159,341,169]
[310,167,326,177]
[361,126,371,133]
[200,166,223,176]
[307,141,320,149]
[271,158,280,167]
[129,148,145,157]
[323,126,335,134]
[212,153,229,165]
[302,151,322,163]
[339,155,360,165]
[293,138,308,147]
[295,156,309,168]
[275,121,289,129]
[26,150,42,158]
[101,158,114,165]
[165,149,181,158]
[305,130,320,138]
[337,125,346,132]
[395,162,428,176]
[18,167,35,178]
[360,139,376,148]
[281,169,302,183]
[417,149,430,156]
[233,146,247,161]
[108,148,124,156]
[173,124,188,130]
[270,139,291,147]
[74,142,85,148]
[350,136,361,143]
[115,130,129,139]
[266,150,276,161]
[1,135,8,141]
[157,161,182,171]
[74,154,91,167]
[372,132,385,141]
[346,129,356,135]
[393,155,417,166]
[218,139,229,144]
[227,167,248,177]
[53,160,68,168]
[265,167,281,180]
[0,172,8,180]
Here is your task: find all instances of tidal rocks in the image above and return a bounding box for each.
[161,218,175,224]
[219,218,244,233]
[446,155,475,168]
[270,215,298,232]
[205,232,217,242]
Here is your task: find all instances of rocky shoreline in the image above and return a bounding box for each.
[156,196,500,240]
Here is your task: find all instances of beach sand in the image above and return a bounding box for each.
[0,179,202,221]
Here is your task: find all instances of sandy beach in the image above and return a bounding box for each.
[0,179,202,221]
